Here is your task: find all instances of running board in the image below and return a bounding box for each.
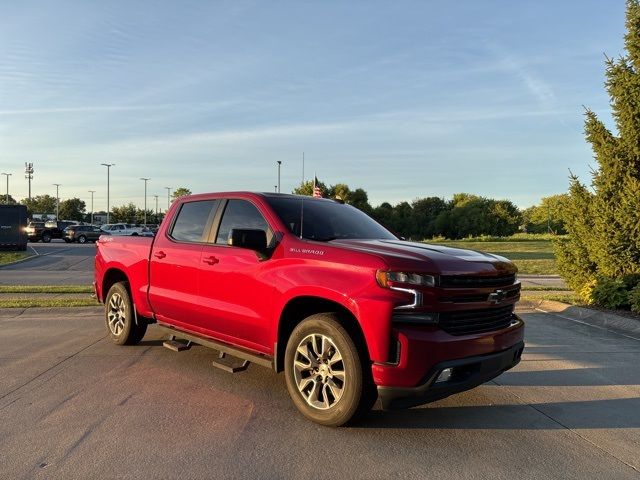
[155,325,273,370]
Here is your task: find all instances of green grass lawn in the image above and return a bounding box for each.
[0,251,31,265]
[428,235,558,275]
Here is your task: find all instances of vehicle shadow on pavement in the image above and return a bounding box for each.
[358,397,640,430]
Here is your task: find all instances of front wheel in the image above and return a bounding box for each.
[42,233,51,243]
[104,282,147,345]
[78,235,87,244]
[284,313,376,427]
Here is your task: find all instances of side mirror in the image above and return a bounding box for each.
[228,228,267,251]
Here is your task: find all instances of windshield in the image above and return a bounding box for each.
[265,197,396,241]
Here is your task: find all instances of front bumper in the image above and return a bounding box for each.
[377,340,524,410]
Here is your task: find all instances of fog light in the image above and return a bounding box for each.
[435,368,453,383]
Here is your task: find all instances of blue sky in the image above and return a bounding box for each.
[0,1,627,212]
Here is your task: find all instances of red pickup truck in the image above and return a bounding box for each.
[95,192,524,426]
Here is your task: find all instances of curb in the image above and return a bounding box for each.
[519,298,640,340]
[0,251,37,268]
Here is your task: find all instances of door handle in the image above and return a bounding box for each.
[154,251,166,259]
[203,255,219,265]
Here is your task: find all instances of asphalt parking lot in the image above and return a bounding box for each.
[0,241,94,285]
[1,304,638,479]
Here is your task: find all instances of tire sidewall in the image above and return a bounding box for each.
[105,283,135,345]
[284,314,364,427]
[78,235,86,243]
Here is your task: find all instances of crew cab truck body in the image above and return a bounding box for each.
[95,192,524,426]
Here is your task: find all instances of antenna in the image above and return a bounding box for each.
[300,152,305,239]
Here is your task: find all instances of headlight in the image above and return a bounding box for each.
[376,270,436,288]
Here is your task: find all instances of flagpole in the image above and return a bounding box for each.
[300,152,305,239]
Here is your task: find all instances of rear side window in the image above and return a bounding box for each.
[215,200,270,245]
[170,200,218,243]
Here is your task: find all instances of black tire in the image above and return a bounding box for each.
[104,282,147,345]
[78,235,87,244]
[284,313,375,427]
[131,232,138,237]
[42,233,51,243]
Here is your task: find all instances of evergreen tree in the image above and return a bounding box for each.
[556,1,640,293]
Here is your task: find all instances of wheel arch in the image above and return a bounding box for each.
[275,296,370,373]
[102,268,130,303]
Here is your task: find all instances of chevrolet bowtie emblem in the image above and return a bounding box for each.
[488,289,507,304]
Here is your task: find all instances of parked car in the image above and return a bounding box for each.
[63,224,109,243]
[29,220,79,242]
[94,192,524,427]
[24,221,46,243]
[0,205,28,251]
[100,223,143,236]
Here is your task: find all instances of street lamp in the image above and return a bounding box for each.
[276,161,282,193]
[53,184,61,220]
[101,163,115,224]
[88,190,96,224]
[140,178,150,225]
[165,186,171,211]
[1,173,11,204]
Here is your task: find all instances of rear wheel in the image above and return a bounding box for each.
[284,313,376,427]
[78,235,87,244]
[104,282,147,345]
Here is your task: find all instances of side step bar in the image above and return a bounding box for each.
[156,324,273,370]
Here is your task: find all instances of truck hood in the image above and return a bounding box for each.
[330,239,516,276]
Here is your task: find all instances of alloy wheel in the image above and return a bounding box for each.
[107,292,126,336]
[293,333,346,410]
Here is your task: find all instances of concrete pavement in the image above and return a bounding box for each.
[0,304,638,479]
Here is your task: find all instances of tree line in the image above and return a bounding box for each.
[7,180,570,239]
[8,187,193,224]
[294,180,566,239]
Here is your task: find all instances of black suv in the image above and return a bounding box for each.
[33,220,79,243]
[63,225,107,243]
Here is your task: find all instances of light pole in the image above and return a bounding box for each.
[25,163,33,200]
[276,161,282,193]
[140,178,150,225]
[53,184,61,220]
[88,190,96,224]
[165,186,171,211]
[1,173,11,204]
[153,195,159,223]
[101,163,115,224]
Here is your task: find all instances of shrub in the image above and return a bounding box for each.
[578,279,598,305]
[588,278,629,309]
[555,3,640,298]
[629,286,640,314]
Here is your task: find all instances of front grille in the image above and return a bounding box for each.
[439,286,520,304]
[439,274,516,289]
[439,305,515,336]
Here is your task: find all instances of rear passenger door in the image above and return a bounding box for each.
[148,199,220,332]
[196,199,275,351]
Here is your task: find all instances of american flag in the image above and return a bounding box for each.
[313,175,322,198]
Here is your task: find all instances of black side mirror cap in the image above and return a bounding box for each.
[228,228,267,251]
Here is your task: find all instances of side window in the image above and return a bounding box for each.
[170,200,218,243]
[215,199,270,245]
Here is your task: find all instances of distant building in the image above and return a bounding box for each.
[93,213,108,225]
